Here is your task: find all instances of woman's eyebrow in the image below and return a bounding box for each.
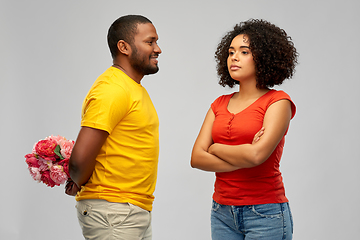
[229,46,250,49]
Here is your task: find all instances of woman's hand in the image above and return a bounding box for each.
[252,127,265,144]
[209,127,264,158]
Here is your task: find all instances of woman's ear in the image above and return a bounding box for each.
[117,40,131,56]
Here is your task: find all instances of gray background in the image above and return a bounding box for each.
[1,0,359,239]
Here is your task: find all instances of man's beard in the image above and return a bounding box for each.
[129,45,159,75]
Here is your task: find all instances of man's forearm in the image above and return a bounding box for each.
[69,159,95,187]
[68,126,109,187]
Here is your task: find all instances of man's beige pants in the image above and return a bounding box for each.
[76,199,152,240]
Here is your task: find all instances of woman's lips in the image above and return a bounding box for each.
[230,65,240,70]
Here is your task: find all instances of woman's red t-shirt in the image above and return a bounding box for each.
[211,89,296,205]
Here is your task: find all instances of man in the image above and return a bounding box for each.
[65,15,162,240]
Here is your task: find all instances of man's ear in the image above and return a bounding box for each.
[117,40,131,56]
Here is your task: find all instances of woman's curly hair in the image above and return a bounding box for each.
[215,19,298,89]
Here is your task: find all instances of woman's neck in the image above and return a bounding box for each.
[236,81,269,100]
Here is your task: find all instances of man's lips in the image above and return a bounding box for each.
[151,55,159,64]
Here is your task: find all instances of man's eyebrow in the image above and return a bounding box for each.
[146,36,158,40]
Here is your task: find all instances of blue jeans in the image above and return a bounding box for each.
[211,200,293,240]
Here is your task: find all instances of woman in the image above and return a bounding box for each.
[191,19,298,240]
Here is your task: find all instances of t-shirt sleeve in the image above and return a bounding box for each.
[81,81,129,134]
[268,90,296,119]
[211,94,230,114]
[211,96,220,114]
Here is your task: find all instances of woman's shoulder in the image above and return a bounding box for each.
[264,89,296,118]
[264,89,292,101]
[213,92,235,103]
[211,92,235,111]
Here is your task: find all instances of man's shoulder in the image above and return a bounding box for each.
[96,67,137,89]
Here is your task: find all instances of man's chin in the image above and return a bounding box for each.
[144,66,159,75]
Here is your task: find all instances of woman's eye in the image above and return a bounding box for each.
[241,51,248,54]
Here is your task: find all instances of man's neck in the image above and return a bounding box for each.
[112,62,143,84]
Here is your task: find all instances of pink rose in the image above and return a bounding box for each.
[41,171,58,187]
[29,167,41,182]
[38,158,52,171]
[35,139,57,158]
[50,165,68,185]
[58,158,70,177]
[25,154,40,168]
[39,155,57,162]
[59,139,74,159]
[32,143,37,154]
[26,135,74,187]
[46,135,65,145]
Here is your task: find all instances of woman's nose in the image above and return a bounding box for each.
[230,53,238,61]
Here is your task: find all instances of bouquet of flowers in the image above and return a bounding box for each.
[25,135,74,187]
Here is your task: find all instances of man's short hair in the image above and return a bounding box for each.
[107,15,152,59]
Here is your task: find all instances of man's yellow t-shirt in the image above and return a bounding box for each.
[75,66,159,211]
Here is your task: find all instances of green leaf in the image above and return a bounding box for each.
[54,145,64,160]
